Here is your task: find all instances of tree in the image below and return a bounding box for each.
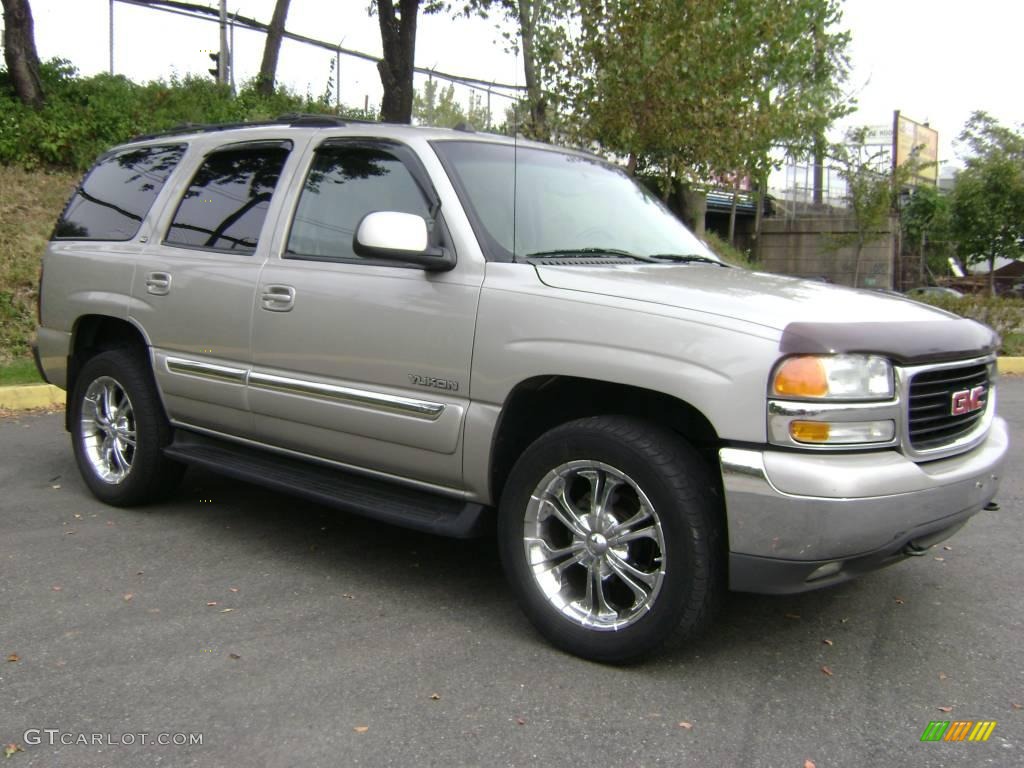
[413,78,489,128]
[375,0,443,123]
[828,127,916,286]
[256,0,292,97]
[901,184,953,282]
[950,112,1024,296]
[1,0,44,108]
[549,0,849,193]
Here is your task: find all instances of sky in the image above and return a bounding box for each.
[11,0,1024,172]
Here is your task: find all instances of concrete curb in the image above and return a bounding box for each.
[0,384,65,411]
[999,357,1024,375]
[1,357,1022,411]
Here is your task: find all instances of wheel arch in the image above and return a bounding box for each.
[488,375,722,505]
[65,314,152,431]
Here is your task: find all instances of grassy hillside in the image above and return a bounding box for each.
[0,165,78,363]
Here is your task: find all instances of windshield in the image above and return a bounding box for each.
[431,141,718,263]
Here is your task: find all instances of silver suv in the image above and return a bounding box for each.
[34,116,1008,661]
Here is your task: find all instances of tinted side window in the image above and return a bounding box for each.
[286,145,430,261]
[165,144,290,253]
[53,144,186,241]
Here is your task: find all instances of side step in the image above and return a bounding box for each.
[163,430,490,539]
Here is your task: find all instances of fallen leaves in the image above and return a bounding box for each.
[822,639,833,646]
[894,597,905,605]
[938,672,948,681]
[938,706,953,713]
[50,484,61,489]
[677,721,693,730]
[784,612,801,620]
[206,601,219,607]
[1011,702,1022,710]
[229,587,239,593]
[219,608,235,613]
[943,545,952,551]
[6,653,19,663]
[804,760,816,768]
[122,593,134,602]
[821,665,833,677]
[228,653,241,660]
[429,693,441,701]
[51,585,62,592]
[3,743,24,758]
[353,726,369,734]
[342,593,355,600]
[515,717,526,726]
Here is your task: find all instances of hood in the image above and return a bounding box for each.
[535,263,950,330]
[535,264,998,364]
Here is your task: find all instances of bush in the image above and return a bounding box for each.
[912,293,1024,354]
[0,59,375,171]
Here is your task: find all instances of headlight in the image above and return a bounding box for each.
[771,354,894,401]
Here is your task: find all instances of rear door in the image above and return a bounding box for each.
[248,138,483,490]
[131,138,301,436]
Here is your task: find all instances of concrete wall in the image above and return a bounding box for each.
[757,216,898,289]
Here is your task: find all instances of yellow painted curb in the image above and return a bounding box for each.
[0,384,65,410]
[998,357,1024,375]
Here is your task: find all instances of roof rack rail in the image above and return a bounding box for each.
[128,113,379,143]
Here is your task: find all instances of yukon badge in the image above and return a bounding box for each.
[409,374,459,392]
[951,385,985,416]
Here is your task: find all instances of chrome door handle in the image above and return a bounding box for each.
[145,272,171,296]
[260,284,296,312]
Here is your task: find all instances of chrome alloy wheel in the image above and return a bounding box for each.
[523,460,667,631]
[80,376,137,484]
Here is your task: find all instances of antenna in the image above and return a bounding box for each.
[512,47,519,261]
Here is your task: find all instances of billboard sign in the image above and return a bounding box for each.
[893,111,938,185]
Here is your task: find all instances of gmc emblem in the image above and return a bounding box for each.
[951,385,986,416]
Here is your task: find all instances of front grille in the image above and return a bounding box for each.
[907,363,989,451]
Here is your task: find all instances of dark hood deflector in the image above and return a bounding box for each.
[779,320,998,365]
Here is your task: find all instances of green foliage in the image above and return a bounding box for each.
[900,184,954,276]
[950,111,1024,294]
[912,293,1024,353]
[0,59,377,171]
[413,79,490,129]
[547,0,850,182]
[702,231,754,269]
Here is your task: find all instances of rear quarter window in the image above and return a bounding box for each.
[53,144,186,241]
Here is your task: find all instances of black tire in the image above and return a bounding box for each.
[498,416,722,663]
[70,348,184,506]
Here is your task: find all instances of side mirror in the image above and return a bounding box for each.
[353,211,454,271]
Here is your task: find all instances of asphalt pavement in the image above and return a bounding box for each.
[1,381,1022,767]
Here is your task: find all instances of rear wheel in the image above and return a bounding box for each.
[71,349,183,506]
[498,416,721,662]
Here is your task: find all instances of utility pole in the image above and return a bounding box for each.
[218,0,229,85]
[108,0,114,75]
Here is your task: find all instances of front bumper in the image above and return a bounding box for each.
[721,417,1008,594]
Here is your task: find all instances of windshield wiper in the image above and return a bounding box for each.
[523,248,657,263]
[525,247,647,260]
[645,253,729,266]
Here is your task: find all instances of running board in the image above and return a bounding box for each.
[163,430,490,539]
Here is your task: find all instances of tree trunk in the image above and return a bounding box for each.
[256,0,291,97]
[1,0,45,108]
[376,0,420,124]
[518,0,547,140]
[852,241,864,286]
[625,152,637,176]
[727,179,739,245]
[989,252,996,297]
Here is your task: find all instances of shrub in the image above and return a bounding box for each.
[912,293,1024,354]
[0,59,374,171]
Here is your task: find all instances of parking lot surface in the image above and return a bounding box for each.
[2,381,1022,767]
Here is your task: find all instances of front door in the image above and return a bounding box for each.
[248,139,482,490]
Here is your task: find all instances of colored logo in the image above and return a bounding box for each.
[920,720,996,742]
[951,386,985,416]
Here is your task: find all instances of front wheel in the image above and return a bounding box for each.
[498,416,721,662]
[70,349,183,506]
